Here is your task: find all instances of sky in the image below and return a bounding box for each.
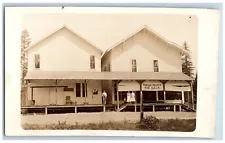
[22,8,198,73]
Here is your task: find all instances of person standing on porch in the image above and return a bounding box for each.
[131,91,136,104]
[127,91,131,103]
[102,90,107,105]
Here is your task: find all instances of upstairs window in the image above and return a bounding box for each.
[132,59,137,72]
[90,55,95,69]
[153,60,159,72]
[34,54,40,69]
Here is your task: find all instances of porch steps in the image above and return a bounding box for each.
[181,104,196,112]
[117,104,128,112]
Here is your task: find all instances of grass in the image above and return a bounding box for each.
[22,116,196,132]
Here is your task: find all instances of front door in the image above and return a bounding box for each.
[91,89,100,104]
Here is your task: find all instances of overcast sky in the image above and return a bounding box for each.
[22,8,198,73]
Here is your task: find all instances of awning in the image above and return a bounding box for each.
[25,71,193,81]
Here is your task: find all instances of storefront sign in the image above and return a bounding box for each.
[142,81,163,91]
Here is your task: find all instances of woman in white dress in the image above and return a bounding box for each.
[130,91,136,104]
[127,91,131,103]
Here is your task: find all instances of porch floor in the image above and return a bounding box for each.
[21,103,195,115]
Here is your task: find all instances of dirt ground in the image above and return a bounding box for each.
[21,112,196,125]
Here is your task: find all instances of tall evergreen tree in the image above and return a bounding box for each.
[181,42,194,78]
[21,29,31,106]
[193,73,197,103]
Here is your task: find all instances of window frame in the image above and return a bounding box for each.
[34,54,40,69]
[90,55,95,69]
[132,59,137,72]
[153,60,159,72]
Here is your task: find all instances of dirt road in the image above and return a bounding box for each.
[21,112,196,125]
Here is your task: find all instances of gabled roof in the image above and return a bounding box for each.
[25,25,103,54]
[25,71,193,81]
[101,25,189,58]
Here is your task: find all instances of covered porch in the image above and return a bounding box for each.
[23,71,195,114]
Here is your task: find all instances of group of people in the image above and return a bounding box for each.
[101,90,136,105]
[125,91,136,104]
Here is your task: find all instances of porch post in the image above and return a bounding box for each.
[112,81,115,104]
[188,91,190,105]
[103,105,106,112]
[84,80,88,103]
[156,91,159,101]
[162,81,167,102]
[75,106,77,113]
[181,91,185,104]
[31,87,34,103]
[55,80,58,105]
[139,80,144,120]
[174,105,176,112]
[45,107,48,115]
[116,80,119,110]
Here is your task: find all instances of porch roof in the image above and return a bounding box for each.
[25,71,193,81]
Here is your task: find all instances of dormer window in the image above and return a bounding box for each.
[35,54,40,69]
[153,60,159,72]
[132,59,137,72]
[90,55,95,69]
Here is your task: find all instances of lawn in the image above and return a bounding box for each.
[22,116,196,132]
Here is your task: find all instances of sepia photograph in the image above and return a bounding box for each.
[19,8,198,132]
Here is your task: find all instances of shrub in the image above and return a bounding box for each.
[138,116,160,130]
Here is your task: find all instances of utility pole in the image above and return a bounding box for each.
[139,80,144,120]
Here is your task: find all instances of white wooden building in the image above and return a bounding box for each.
[24,25,194,112]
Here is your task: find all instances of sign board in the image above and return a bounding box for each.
[118,81,139,91]
[165,81,191,91]
[142,81,163,91]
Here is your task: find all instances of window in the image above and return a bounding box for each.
[143,91,156,103]
[90,55,95,69]
[35,54,40,69]
[153,60,159,72]
[132,59,137,72]
[92,89,98,95]
[76,83,81,97]
[64,87,74,92]
[82,83,86,97]
[166,91,182,100]
[184,91,191,102]
[158,91,164,100]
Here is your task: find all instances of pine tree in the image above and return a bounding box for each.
[181,42,194,78]
[193,73,197,103]
[21,29,31,106]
